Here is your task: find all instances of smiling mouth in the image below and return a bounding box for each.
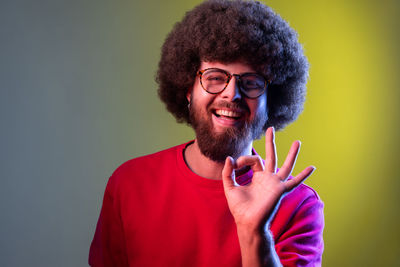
[213,109,242,120]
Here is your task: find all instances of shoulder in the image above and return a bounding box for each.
[283,183,322,206]
[271,183,324,239]
[117,144,183,172]
[280,183,324,222]
[104,142,189,192]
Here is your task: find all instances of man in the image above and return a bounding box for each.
[89,0,324,266]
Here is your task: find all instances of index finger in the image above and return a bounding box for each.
[235,155,264,173]
[265,127,277,173]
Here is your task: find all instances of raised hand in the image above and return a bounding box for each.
[221,127,316,231]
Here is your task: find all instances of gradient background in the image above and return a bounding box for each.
[1,0,399,266]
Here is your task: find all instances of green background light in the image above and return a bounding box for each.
[1,0,399,266]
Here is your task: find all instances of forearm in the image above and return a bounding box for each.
[236,225,282,267]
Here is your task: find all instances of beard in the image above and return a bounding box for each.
[189,99,268,162]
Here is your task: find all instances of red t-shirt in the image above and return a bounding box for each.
[89,142,324,266]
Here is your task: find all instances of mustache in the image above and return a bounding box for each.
[209,100,249,112]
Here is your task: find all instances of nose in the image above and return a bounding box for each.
[220,75,241,102]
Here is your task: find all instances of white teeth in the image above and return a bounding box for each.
[215,109,241,118]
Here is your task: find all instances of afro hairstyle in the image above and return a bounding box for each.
[157,0,309,130]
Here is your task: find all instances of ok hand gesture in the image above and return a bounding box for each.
[221,127,316,231]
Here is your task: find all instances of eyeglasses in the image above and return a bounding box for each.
[197,68,268,99]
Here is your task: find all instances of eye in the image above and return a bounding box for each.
[206,75,224,81]
[203,71,227,84]
[242,79,261,88]
[243,80,257,87]
[241,75,265,89]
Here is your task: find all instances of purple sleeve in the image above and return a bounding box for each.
[271,185,325,267]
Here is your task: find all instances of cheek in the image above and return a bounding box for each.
[191,94,211,116]
[249,97,267,117]
[192,90,215,110]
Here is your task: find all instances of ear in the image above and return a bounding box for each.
[186,87,193,103]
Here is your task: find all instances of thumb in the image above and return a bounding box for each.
[222,156,236,190]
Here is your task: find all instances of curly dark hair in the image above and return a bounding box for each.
[157,0,309,130]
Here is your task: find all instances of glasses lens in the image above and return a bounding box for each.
[201,69,228,93]
[240,74,266,98]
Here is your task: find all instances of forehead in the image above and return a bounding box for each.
[200,61,256,74]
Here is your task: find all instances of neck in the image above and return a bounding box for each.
[184,139,253,180]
